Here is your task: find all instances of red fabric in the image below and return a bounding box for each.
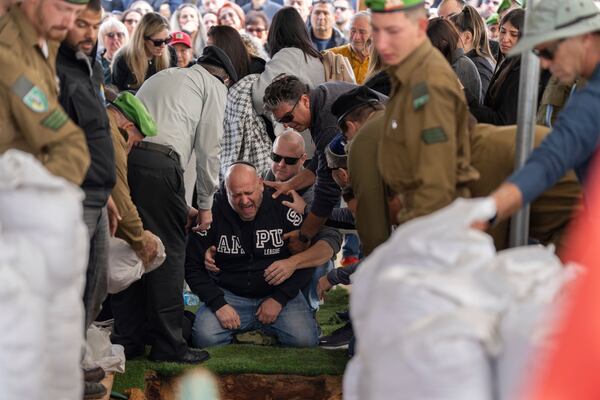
[524,155,600,400]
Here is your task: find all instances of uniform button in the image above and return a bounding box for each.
[391,120,398,129]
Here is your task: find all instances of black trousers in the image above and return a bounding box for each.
[111,146,188,359]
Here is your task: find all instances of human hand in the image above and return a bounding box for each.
[215,304,241,330]
[106,195,122,236]
[264,259,296,285]
[204,245,220,273]
[256,298,283,325]
[283,230,310,255]
[264,180,293,199]
[281,190,306,215]
[193,209,213,232]
[185,207,198,232]
[317,275,333,301]
[126,130,145,153]
[136,230,160,267]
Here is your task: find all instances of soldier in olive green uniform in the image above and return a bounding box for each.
[369,0,479,225]
[0,1,90,185]
[468,122,581,252]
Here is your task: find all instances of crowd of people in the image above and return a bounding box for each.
[3,0,600,398]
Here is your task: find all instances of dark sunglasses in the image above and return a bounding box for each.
[271,152,302,165]
[276,97,301,124]
[145,36,172,46]
[106,31,126,39]
[532,39,564,61]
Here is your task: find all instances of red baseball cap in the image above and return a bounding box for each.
[170,31,192,48]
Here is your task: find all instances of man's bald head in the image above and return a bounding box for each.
[271,130,307,182]
[225,163,264,221]
[438,0,464,18]
[274,130,306,155]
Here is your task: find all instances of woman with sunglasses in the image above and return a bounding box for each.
[111,12,177,92]
[98,17,129,84]
[471,9,550,125]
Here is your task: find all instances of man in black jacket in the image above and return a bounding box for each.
[186,162,341,348]
[56,0,117,398]
[57,0,116,334]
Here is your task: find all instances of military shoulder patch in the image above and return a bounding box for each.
[421,127,448,145]
[41,108,69,131]
[11,75,49,113]
[412,82,429,110]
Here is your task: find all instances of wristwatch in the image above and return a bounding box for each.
[298,231,311,244]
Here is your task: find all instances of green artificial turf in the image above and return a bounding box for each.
[112,288,349,393]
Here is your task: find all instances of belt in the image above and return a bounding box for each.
[136,141,180,164]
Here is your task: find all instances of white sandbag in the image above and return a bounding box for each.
[83,325,126,373]
[362,310,497,400]
[0,230,47,400]
[107,236,166,294]
[45,286,84,400]
[346,198,499,400]
[492,247,580,400]
[0,150,87,400]
[0,150,88,290]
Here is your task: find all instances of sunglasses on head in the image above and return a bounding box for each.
[106,31,126,39]
[145,36,172,46]
[532,39,564,61]
[271,152,302,165]
[276,97,301,124]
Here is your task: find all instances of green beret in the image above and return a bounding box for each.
[497,0,522,14]
[486,13,499,26]
[112,92,158,137]
[365,0,424,13]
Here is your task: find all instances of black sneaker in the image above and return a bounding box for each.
[319,322,353,349]
[336,310,350,322]
[83,381,107,399]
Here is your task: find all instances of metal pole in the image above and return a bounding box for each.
[509,1,540,247]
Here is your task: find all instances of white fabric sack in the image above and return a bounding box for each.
[83,325,126,373]
[347,198,499,400]
[0,230,47,400]
[107,236,166,294]
[0,150,87,400]
[491,247,579,400]
[0,150,88,290]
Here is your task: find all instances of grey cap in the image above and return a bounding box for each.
[509,0,600,55]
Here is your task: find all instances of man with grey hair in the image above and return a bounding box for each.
[437,0,464,18]
[329,10,372,83]
[484,0,600,227]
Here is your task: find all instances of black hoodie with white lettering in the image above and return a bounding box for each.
[185,185,340,313]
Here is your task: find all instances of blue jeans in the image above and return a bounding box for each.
[302,261,333,312]
[342,233,362,258]
[192,289,319,348]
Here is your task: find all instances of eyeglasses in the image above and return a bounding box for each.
[106,32,126,39]
[271,152,302,165]
[532,39,564,61]
[276,97,301,124]
[145,36,172,46]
